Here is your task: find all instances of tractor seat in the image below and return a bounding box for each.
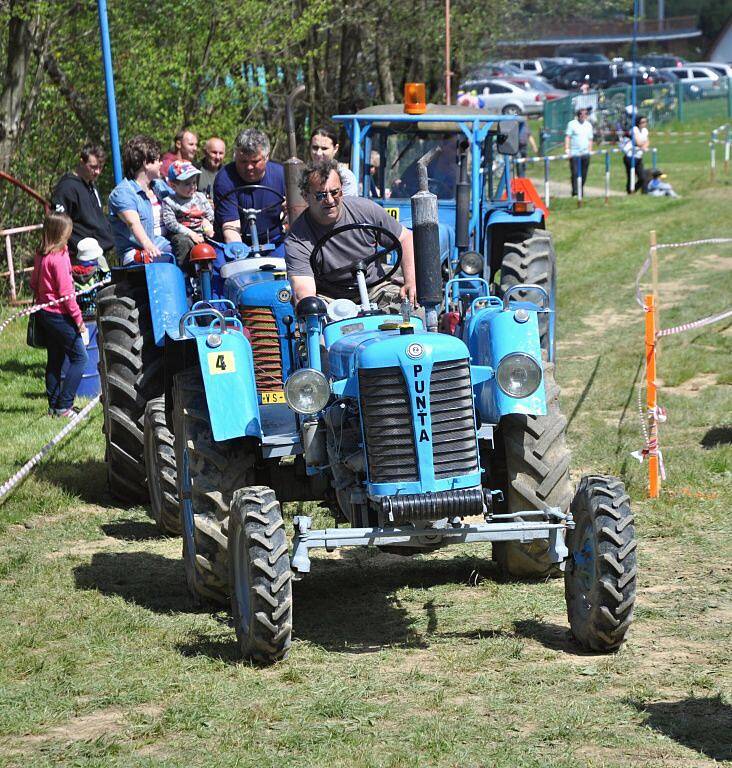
[220,257,287,280]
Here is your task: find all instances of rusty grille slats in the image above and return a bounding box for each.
[239,307,283,390]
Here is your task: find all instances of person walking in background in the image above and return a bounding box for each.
[564,107,593,197]
[309,127,357,196]
[51,143,114,259]
[197,137,226,201]
[622,115,650,194]
[516,119,538,178]
[30,211,89,418]
[160,128,198,177]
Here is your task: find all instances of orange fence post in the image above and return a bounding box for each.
[645,293,659,498]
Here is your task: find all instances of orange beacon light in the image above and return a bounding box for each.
[404,83,426,114]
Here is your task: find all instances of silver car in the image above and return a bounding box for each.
[660,66,721,97]
[457,78,545,115]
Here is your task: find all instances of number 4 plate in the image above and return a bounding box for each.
[261,391,286,404]
[207,351,236,375]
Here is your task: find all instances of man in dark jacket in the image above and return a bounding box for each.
[52,144,114,256]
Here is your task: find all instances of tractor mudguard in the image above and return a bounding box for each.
[144,262,189,345]
[485,208,545,228]
[466,304,546,422]
[194,331,262,442]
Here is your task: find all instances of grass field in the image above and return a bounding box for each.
[0,118,730,767]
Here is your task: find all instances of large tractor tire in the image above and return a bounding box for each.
[565,475,636,652]
[228,486,292,664]
[173,368,256,606]
[143,397,180,536]
[499,229,557,359]
[492,363,573,579]
[96,280,163,503]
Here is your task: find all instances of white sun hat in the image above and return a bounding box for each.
[76,237,104,262]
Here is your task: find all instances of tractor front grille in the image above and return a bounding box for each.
[359,367,419,484]
[430,359,480,479]
[239,307,283,390]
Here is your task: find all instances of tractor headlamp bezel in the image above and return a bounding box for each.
[284,368,331,414]
[496,353,542,399]
[458,250,484,276]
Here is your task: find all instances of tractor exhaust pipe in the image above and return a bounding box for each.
[284,85,307,225]
[411,147,442,332]
[455,141,470,256]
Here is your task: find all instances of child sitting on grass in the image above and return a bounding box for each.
[647,169,679,198]
[162,161,215,267]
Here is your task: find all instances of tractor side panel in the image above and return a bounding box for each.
[144,262,189,345]
[195,332,262,442]
[467,306,546,422]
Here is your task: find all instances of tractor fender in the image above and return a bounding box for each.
[144,262,189,346]
[194,331,262,442]
[485,208,544,229]
[466,304,546,422]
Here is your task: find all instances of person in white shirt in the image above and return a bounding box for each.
[564,108,594,197]
[622,115,650,194]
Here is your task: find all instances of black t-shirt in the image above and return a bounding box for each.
[51,173,114,253]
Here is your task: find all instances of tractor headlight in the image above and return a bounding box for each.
[284,368,330,414]
[458,250,484,276]
[496,353,542,398]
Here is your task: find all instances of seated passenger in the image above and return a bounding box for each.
[161,161,215,268]
[285,159,416,313]
[391,137,458,199]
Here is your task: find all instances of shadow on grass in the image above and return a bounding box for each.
[73,550,206,615]
[701,425,732,449]
[512,618,600,656]
[629,695,732,762]
[0,359,44,376]
[101,518,165,541]
[566,355,601,430]
[36,459,118,508]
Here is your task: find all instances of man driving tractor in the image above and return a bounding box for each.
[284,159,417,312]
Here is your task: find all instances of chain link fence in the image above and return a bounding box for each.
[543,78,732,151]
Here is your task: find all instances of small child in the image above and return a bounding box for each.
[647,169,679,198]
[162,161,215,267]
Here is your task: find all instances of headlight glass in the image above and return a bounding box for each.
[458,250,484,276]
[284,368,330,414]
[496,353,542,398]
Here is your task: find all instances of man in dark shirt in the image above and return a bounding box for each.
[51,144,114,256]
[213,128,286,257]
[285,159,416,311]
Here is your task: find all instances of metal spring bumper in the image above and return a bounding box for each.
[290,508,574,576]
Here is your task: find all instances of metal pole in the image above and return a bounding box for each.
[630,0,639,194]
[445,0,451,105]
[543,155,550,208]
[604,150,610,204]
[97,0,122,183]
[651,146,657,171]
[576,158,583,208]
[710,140,716,181]
[725,127,730,173]
[5,234,16,303]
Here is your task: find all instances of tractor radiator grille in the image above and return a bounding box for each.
[430,359,480,479]
[239,307,283,390]
[359,367,419,484]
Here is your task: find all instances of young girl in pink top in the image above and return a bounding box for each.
[30,211,89,417]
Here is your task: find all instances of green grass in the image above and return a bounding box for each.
[0,138,730,767]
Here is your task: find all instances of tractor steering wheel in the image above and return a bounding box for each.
[217,184,286,248]
[310,223,403,288]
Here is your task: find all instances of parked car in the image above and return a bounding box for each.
[549,63,622,89]
[638,54,686,69]
[502,59,545,75]
[504,75,568,101]
[660,66,722,98]
[464,62,523,80]
[559,51,610,63]
[457,78,545,115]
[688,61,732,79]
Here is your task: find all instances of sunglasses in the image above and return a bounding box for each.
[313,187,342,201]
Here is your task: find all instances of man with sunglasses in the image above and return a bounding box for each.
[285,159,416,311]
[213,128,286,255]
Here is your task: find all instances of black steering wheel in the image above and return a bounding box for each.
[310,222,403,289]
[217,184,286,248]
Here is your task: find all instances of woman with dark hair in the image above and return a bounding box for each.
[309,127,357,196]
[622,115,650,194]
[30,211,89,417]
[108,134,173,264]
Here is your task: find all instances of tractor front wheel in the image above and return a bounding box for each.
[143,397,180,536]
[173,368,256,605]
[228,486,292,664]
[565,475,636,652]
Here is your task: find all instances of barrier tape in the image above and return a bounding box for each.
[516,147,623,165]
[0,396,100,502]
[0,278,109,335]
[631,357,666,481]
[657,308,732,338]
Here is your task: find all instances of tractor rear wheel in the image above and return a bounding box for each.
[173,368,256,606]
[96,279,163,503]
[565,475,636,651]
[499,229,557,359]
[492,363,573,579]
[143,397,180,536]
[228,486,292,664]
